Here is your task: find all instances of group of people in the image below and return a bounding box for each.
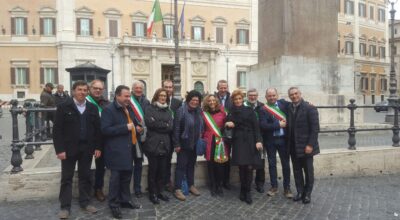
[52,79,320,219]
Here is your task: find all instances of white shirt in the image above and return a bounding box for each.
[73,98,86,114]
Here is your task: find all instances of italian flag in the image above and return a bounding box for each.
[147,0,163,36]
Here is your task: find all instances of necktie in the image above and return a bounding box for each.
[123,107,137,145]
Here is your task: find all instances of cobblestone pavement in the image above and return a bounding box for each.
[1,174,400,220]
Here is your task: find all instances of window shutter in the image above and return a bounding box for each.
[201,27,205,40]
[11,18,15,35]
[24,18,27,35]
[191,26,194,39]
[89,19,93,36]
[26,68,30,85]
[10,68,15,84]
[76,18,81,35]
[52,18,56,35]
[236,29,239,44]
[163,24,166,38]
[40,68,44,84]
[246,29,249,44]
[40,18,44,35]
[132,22,136,36]
[143,23,147,37]
[54,68,59,84]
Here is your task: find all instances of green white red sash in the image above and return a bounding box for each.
[129,96,144,123]
[201,111,228,163]
[263,103,286,121]
[86,95,102,114]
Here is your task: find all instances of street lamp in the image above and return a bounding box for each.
[225,44,230,83]
[109,39,117,100]
[173,0,182,100]
[387,0,400,146]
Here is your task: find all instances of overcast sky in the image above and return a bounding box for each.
[393,1,400,19]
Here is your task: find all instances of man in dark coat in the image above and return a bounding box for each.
[162,79,182,191]
[101,85,141,219]
[214,79,232,190]
[286,87,320,204]
[130,80,150,198]
[53,80,102,219]
[245,88,266,193]
[259,88,293,199]
[86,79,110,202]
[41,82,56,137]
[54,84,69,105]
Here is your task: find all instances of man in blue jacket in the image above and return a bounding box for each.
[101,85,141,219]
[259,88,293,199]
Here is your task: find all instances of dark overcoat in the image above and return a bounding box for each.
[101,101,140,170]
[226,105,263,166]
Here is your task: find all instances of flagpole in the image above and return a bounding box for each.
[173,0,181,100]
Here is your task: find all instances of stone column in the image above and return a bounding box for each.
[185,50,192,92]
[209,51,216,92]
[150,48,157,94]
[123,46,131,85]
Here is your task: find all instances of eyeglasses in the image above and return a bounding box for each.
[92,87,104,91]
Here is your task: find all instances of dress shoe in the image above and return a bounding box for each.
[135,191,143,198]
[189,186,201,196]
[157,193,170,202]
[81,205,97,214]
[266,187,278,196]
[110,207,122,219]
[303,195,311,204]
[174,189,186,201]
[223,183,231,190]
[121,202,141,209]
[245,192,252,205]
[58,209,70,219]
[284,189,294,199]
[94,189,105,202]
[255,184,265,193]
[149,194,160,204]
[293,192,303,202]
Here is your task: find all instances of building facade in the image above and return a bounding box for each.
[0,0,258,101]
[338,0,390,104]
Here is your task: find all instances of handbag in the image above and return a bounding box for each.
[196,138,207,156]
[223,127,233,140]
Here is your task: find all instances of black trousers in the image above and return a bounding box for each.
[207,161,225,190]
[147,155,167,195]
[59,146,93,210]
[291,154,314,195]
[108,170,132,208]
[94,154,105,190]
[254,159,265,186]
[238,165,253,192]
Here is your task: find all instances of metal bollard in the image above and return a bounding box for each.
[392,104,400,147]
[9,100,24,173]
[33,103,42,151]
[24,102,34,159]
[347,99,357,150]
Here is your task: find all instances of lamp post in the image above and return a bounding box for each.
[109,39,117,100]
[173,0,182,99]
[387,0,400,146]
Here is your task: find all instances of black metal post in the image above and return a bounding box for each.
[173,0,182,99]
[347,99,357,150]
[10,100,24,173]
[24,102,34,159]
[389,1,400,147]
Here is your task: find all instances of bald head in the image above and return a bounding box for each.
[265,88,279,104]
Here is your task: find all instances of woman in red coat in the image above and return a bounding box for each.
[201,94,229,197]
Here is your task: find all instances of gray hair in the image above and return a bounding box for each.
[132,80,144,89]
[288,86,300,95]
[247,88,258,94]
[266,87,278,94]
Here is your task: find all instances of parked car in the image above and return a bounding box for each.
[374,100,389,112]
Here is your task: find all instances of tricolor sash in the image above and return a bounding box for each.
[263,103,286,121]
[129,95,145,123]
[86,95,102,115]
[201,111,228,163]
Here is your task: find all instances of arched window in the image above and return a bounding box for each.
[194,81,204,94]
[139,80,147,96]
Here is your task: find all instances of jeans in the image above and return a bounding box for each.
[174,148,197,189]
